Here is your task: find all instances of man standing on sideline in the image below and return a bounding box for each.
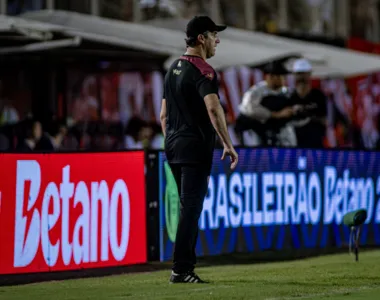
[160,16,238,284]
[290,58,327,148]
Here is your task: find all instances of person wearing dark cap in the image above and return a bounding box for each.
[236,60,297,146]
[160,16,238,284]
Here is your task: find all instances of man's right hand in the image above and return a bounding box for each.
[221,145,238,170]
[272,107,295,119]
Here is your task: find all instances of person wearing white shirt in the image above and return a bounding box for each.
[236,61,297,147]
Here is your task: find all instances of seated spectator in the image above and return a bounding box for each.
[0,133,9,151]
[0,80,19,126]
[16,118,42,152]
[124,117,153,149]
[36,119,67,151]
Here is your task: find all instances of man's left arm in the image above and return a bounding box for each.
[160,98,167,138]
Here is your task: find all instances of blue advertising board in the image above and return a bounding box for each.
[159,148,380,262]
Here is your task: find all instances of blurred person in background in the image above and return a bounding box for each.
[219,0,244,28]
[0,133,9,151]
[236,61,297,147]
[289,58,327,148]
[36,119,67,151]
[140,0,160,20]
[350,0,377,41]
[0,80,19,126]
[16,118,42,152]
[256,0,278,33]
[140,0,179,19]
[62,131,80,150]
[71,76,99,122]
[286,0,312,33]
[124,116,155,149]
[92,123,114,151]
[181,0,210,19]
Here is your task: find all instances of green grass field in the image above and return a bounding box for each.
[1,250,380,300]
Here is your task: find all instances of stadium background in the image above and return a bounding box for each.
[0,0,380,289]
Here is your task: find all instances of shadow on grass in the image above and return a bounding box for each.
[1,247,378,287]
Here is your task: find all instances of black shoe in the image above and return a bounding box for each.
[169,271,207,284]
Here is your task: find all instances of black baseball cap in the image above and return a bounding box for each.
[186,16,227,38]
[264,61,290,75]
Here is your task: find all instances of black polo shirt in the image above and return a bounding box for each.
[163,55,219,168]
[290,88,327,148]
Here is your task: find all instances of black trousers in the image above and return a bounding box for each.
[169,163,210,274]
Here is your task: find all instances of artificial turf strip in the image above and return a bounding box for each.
[1,250,380,300]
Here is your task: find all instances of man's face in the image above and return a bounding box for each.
[294,72,311,85]
[267,74,285,89]
[203,31,220,59]
[60,125,68,137]
[33,121,43,140]
[139,126,153,141]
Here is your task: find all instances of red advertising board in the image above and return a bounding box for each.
[0,151,147,275]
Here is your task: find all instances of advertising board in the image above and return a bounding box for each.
[0,152,147,274]
[159,148,380,261]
